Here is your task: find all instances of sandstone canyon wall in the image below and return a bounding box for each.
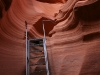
[0,0,100,75]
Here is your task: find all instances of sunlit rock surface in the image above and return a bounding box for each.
[0,0,100,75]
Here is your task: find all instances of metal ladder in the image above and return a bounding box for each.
[28,38,49,75]
[25,20,54,75]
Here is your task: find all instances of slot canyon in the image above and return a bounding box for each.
[0,0,100,75]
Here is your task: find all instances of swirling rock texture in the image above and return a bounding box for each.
[0,0,62,75]
[0,0,100,75]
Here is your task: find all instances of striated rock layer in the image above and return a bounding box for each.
[0,0,62,75]
[0,0,100,75]
[48,0,100,75]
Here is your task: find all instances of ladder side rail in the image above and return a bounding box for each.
[25,21,28,75]
[25,21,30,75]
[42,22,50,75]
[27,40,30,75]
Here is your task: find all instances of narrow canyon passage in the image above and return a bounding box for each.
[0,0,100,75]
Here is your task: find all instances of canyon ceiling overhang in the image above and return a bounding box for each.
[0,0,100,75]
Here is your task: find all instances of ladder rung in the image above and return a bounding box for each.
[30,50,43,52]
[30,44,43,46]
[30,63,45,66]
[30,56,45,59]
[30,70,46,73]
[29,38,43,41]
